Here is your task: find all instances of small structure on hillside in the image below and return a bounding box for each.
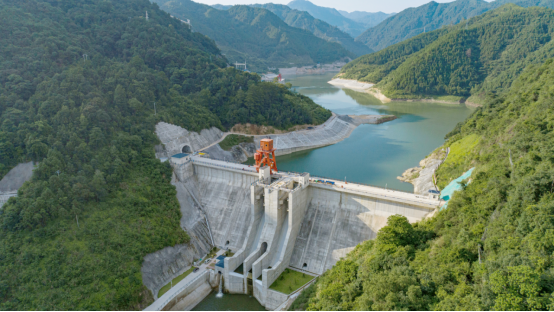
[171,153,191,165]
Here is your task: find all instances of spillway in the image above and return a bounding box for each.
[165,155,438,310]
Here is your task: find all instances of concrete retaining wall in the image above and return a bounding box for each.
[161,270,210,311]
[142,175,212,297]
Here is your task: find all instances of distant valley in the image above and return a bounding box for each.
[153,0,355,72]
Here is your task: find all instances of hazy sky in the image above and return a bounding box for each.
[193,0,477,13]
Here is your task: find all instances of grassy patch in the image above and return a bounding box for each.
[444,134,480,167]
[158,267,195,297]
[432,95,465,103]
[219,134,254,151]
[206,247,220,259]
[437,133,480,188]
[270,268,314,295]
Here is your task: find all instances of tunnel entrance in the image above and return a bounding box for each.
[260,242,268,254]
[302,263,307,269]
[225,240,230,246]
[182,145,192,153]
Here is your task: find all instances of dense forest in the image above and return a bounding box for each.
[152,0,354,72]
[340,5,554,104]
[291,57,554,311]
[0,0,330,309]
[356,0,554,52]
[251,3,372,56]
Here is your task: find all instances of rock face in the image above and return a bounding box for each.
[0,161,34,192]
[155,122,223,157]
[0,161,35,208]
[203,142,257,163]
[141,176,212,298]
[397,149,448,195]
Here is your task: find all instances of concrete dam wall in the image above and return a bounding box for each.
[158,156,438,310]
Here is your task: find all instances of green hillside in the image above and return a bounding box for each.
[153,0,355,72]
[287,0,366,37]
[252,3,372,56]
[356,0,554,52]
[340,5,554,104]
[291,57,554,312]
[0,0,330,309]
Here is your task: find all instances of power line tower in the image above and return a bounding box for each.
[146,11,149,21]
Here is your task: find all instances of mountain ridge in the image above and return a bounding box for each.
[251,3,372,56]
[356,0,554,51]
[341,4,554,105]
[153,0,355,72]
[287,0,366,37]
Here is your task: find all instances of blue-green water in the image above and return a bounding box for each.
[193,73,476,310]
[277,73,476,192]
[192,291,266,311]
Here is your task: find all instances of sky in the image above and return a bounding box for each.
[193,0,466,13]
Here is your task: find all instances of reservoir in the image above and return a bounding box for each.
[275,73,475,192]
[194,73,475,310]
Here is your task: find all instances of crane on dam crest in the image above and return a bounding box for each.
[254,138,278,173]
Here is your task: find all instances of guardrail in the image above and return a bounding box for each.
[311,182,438,207]
[192,159,257,173]
[154,270,209,311]
[189,158,437,207]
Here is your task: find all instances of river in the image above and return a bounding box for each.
[193,73,475,310]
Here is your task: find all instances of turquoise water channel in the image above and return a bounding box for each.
[193,73,475,310]
[276,73,476,192]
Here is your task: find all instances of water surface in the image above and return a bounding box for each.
[279,73,475,192]
[192,291,266,311]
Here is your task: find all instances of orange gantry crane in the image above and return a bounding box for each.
[254,138,278,173]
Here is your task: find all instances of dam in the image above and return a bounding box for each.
[145,139,439,310]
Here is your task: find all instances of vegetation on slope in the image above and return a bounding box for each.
[356,0,554,52]
[251,3,372,56]
[0,0,330,309]
[291,58,554,310]
[153,0,354,72]
[219,134,254,151]
[340,5,554,103]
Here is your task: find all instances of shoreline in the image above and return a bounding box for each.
[328,78,471,105]
[199,113,397,162]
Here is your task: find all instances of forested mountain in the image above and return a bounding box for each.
[338,10,395,29]
[340,5,554,104]
[153,0,354,72]
[0,0,331,309]
[251,3,372,56]
[291,57,554,312]
[211,3,231,10]
[287,0,366,37]
[356,0,554,51]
